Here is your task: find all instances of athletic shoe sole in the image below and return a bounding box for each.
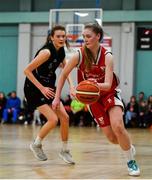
[59,153,75,165]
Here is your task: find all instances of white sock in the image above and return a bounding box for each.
[34,136,42,146]
[62,141,68,151]
[124,145,135,162]
[131,144,136,156]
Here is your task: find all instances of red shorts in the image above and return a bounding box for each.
[87,89,124,128]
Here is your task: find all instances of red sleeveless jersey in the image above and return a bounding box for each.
[77,46,119,95]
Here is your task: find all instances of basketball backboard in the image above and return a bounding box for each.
[49,9,103,49]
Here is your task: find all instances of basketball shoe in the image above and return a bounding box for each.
[127,160,140,176]
[59,149,75,165]
[30,142,47,161]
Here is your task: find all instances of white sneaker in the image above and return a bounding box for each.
[127,160,140,176]
[59,150,75,165]
[30,143,47,161]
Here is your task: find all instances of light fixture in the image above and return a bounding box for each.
[74,12,89,17]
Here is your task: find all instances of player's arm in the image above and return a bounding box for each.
[24,49,55,99]
[52,52,79,109]
[97,53,113,91]
[62,59,75,89]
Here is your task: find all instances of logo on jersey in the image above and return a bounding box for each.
[40,97,45,102]
[98,116,104,125]
[107,98,112,103]
[48,59,58,70]
[84,65,105,82]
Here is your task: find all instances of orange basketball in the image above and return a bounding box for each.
[75,80,100,105]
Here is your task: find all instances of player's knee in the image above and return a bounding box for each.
[107,134,118,144]
[112,123,124,136]
[66,115,70,123]
[61,114,69,124]
[48,118,58,128]
[47,114,58,127]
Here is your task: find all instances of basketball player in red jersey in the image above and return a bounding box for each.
[52,23,140,176]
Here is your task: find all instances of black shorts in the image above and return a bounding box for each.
[24,80,55,111]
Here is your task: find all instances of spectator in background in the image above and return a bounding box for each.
[62,95,73,126]
[22,97,34,125]
[2,91,21,123]
[138,91,145,105]
[81,106,94,127]
[138,100,148,128]
[62,94,72,106]
[145,95,152,127]
[70,99,85,126]
[32,109,42,125]
[0,92,7,121]
[125,96,139,127]
[147,95,152,114]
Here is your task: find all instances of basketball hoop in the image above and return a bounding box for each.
[67,34,79,42]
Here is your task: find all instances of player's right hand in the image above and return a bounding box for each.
[40,86,55,99]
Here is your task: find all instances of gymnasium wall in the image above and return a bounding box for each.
[0,0,152,12]
[0,25,18,95]
[0,0,152,103]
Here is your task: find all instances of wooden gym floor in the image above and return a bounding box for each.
[0,124,152,179]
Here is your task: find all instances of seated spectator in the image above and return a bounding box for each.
[70,99,85,126]
[138,91,145,105]
[32,109,42,125]
[81,106,94,127]
[125,95,139,127]
[138,100,148,128]
[144,95,152,127]
[0,92,7,121]
[62,95,73,125]
[21,97,34,125]
[147,95,152,113]
[2,91,21,123]
[62,94,72,106]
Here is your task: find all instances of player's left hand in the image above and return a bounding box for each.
[52,97,60,110]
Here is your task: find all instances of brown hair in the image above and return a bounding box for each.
[83,23,104,70]
[45,25,70,48]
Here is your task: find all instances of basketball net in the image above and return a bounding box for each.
[66,24,84,48]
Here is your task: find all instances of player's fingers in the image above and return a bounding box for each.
[47,90,55,97]
[44,94,50,99]
[48,87,55,92]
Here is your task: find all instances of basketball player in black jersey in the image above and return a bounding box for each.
[24,25,75,164]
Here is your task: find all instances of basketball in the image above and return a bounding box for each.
[75,80,100,105]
